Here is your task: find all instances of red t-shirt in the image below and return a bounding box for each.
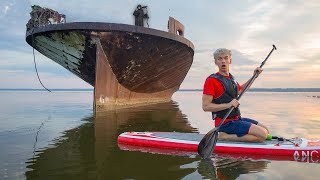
[203,73,242,126]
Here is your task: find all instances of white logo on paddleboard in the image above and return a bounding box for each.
[293,150,319,163]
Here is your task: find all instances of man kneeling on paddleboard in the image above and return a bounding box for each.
[202,48,271,142]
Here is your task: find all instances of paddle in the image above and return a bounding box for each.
[198,45,277,159]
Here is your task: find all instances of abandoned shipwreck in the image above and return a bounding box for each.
[25,6,194,112]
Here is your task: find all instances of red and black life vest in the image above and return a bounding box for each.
[208,73,241,119]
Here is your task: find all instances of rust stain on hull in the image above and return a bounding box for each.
[99,31,193,93]
[94,41,178,111]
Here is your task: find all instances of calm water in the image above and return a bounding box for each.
[0,90,320,179]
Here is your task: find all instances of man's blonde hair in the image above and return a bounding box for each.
[213,48,231,60]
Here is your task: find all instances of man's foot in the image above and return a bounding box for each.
[218,132,230,141]
[218,132,265,142]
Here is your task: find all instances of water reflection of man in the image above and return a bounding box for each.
[197,157,268,179]
[133,4,149,27]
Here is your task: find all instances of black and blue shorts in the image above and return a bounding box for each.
[219,117,258,137]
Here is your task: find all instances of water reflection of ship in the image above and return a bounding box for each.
[25,6,194,112]
[25,101,198,179]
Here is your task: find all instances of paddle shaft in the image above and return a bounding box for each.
[216,44,277,128]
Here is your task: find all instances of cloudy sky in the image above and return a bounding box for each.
[0,0,319,89]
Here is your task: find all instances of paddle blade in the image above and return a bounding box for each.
[198,128,219,159]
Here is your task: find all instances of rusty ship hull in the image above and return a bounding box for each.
[25,22,194,111]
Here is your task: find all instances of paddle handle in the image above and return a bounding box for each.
[216,45,277,128]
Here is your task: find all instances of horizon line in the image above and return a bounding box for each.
[0,88,320,92]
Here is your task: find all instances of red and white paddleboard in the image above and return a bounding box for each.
[118,132,320,158]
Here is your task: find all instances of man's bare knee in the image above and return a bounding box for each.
[257,122,269,134]
[249,125,268,140]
